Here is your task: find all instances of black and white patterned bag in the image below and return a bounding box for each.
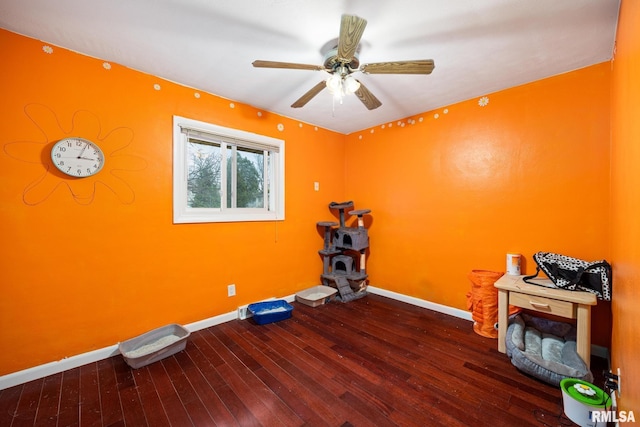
[523,251,612,301]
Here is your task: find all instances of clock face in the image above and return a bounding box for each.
[51,137,105,177]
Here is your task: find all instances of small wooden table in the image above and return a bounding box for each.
[494,274,597,368]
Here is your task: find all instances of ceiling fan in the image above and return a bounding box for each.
[252,14,435,110]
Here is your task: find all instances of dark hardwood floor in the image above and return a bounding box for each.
[0,294,608,427]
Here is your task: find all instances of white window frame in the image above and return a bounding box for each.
[173,115,285,223]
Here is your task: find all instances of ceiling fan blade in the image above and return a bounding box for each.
[252,60,326,71]
[361,60,435,75]
[337,15,367,63]
[291,81,327,108]
[354,81,382,110]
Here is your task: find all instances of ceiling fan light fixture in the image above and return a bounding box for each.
[326,73,342,93]
[344,75,360,94]
[326,72,360,105]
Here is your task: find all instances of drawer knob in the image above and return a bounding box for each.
[529,301,550,308]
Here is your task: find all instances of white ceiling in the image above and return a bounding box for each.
[1,0,620,134]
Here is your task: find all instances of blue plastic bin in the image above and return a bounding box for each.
[248,300,294,325]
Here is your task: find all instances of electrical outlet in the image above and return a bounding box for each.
[237,304,252,320]
[227,284,236,297]
[605,368,622,398]
[617,367,621,397]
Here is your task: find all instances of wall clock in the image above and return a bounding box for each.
[51,137,105,177]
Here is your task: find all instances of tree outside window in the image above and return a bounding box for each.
[187,141,265,210]
[173,115,284,223]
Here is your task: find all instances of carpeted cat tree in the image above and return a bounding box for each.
[317,201,370,302]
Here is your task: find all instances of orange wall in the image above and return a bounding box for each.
[610,0,640,412]
[0,29,346,375]
[0,26,619,378]
[345,63,612,346]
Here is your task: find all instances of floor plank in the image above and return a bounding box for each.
[1,294,606,426]
[11,376,42,426]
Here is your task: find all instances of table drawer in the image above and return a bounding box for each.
[509,292,575,318]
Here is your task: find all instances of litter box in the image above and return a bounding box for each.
[248,300,294,325]
[295,285,338,307]
[119,323,190,369]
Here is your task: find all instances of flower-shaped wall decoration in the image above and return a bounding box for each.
[478,96,490,107]
[3,104,147,205]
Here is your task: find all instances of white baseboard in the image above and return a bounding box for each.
[0,310,238,391]
[185,310,238,331]
[0,295,298,391]
[367,286,474,321]
[0,345,121,391]
[0,287,607,391]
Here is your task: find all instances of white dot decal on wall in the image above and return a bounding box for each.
[314,126,318,131]
[103,62,111,70]
[359,135,363,140]
[277,123,284,131]
[444,109,449,114]
[434,113,439,119]
[419,117,424,122]
[42,45,53,54]
[478,96,489,107]
[153,84,161,91]
[299,123,303,128]
[257,111,262,117]
[194,92,201,99]
[229,103,235,109]
[381,124,385,129]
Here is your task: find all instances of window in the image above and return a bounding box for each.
[173,116,284,223]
